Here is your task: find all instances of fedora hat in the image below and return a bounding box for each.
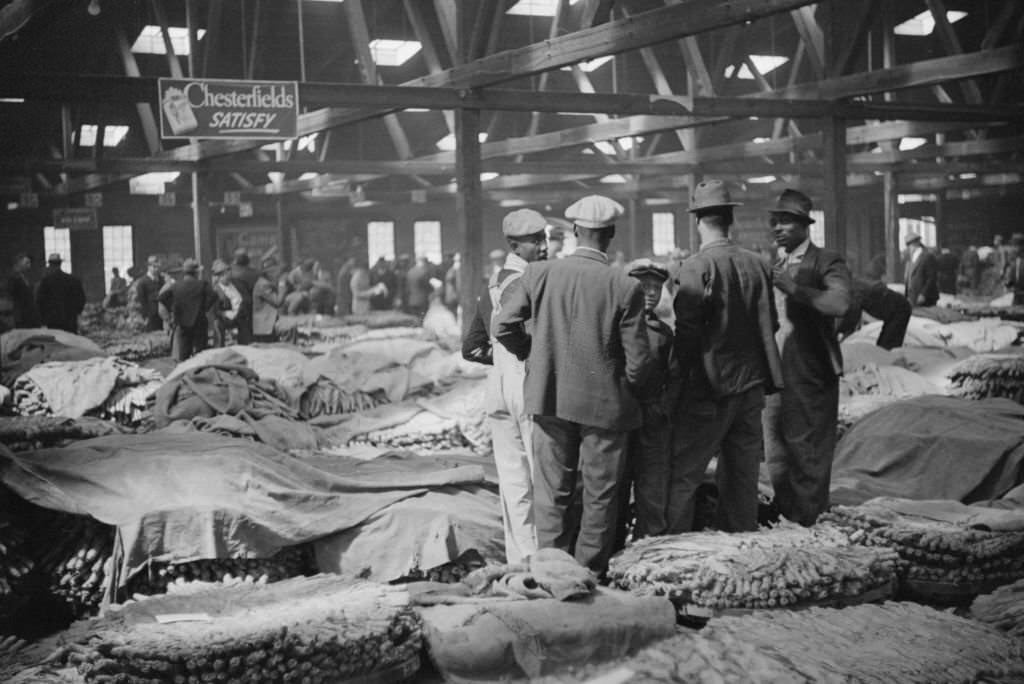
[688,179,742,213]
[770,189,816,223]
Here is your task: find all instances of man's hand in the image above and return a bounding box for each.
[772,266,798,295]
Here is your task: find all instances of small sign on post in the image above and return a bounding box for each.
[158,78,299,140]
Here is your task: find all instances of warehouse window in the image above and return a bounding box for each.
[809,210,826,247]
[43,226,72,269]
[898,217,937,248]
[413,220,442,264]
[651,212,675,256]
[367,221,395,265]
[102,225,134,292]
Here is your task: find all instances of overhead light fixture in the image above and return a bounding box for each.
[308,0,345,3]
[959,172,977,180]
[87,0,101,15]
[76,124,129,147]
[897,193,937,203]
[747,175,777,184]
[480,172,499,182]
[898,137,928,151]
[894,10,967,36]
[369,39,422,66]
[129,172,180,195]
[7,202,19,210]
[724,55,789,80]
[600,174,628,184]
[131,25,206,56]
[0,98,25,104]
[404,108,430,113]
[752,136,771,143]
[644,198,672,206]
[299,172,319,181]
[435,132,488,151]
[500,199,528,207]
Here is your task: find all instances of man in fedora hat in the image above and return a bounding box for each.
[665,180,784,533]
[159,258,218,361]
[494,194,653,575]
[135,255,165,331]
[36,253,86,334]
[764,188,851,526]
[903,232,939,307]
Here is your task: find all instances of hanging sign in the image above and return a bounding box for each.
[238,202,254,218]
[158,77,299,140]
[84,192,103,208]
[53,208,97,231]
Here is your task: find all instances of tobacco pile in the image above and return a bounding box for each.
[608,521,898,610]
[66,576,422,684]
[349,411,471,454]
[542,602,1024,683]
[101,332,172,363]
[0,415,125,450]
[971,577,1024,636]
[0,517,34,599]
[35,515,115,619]
[299,378,387,418]
[822,504,1024,586]
[947,352,1024,403]
[122,546,315,599]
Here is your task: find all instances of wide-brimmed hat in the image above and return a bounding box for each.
[688,179,742,213]
[770,189,816,224]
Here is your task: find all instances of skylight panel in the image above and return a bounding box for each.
[369,39,422,66]
[129,172,180,195]
[435,132,488,151]
[894,10,967,36]
[747,176,777,184]
[898,137,928,151]
[724,55,789,80]
[600,174,628,184]
[480,172,499,182]
[131,26,206,56]
[76,124,129,147]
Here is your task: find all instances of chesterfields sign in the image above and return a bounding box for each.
[158,77,299,139]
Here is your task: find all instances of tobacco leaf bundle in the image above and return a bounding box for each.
[947,352,1024,403]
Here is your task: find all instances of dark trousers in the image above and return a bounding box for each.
[171,320,208,362]
[532,415,628,575]
[616,404,671,546]
[666,385,765,534]
[234,314,254,345]
[763,372,839,526]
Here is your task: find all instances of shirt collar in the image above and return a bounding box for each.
[787,238,811,259]
[700,237,732,251]
[503,252,530,272]
[572,246,609,263]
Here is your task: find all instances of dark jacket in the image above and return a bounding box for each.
[36,267,86,333]
[230,263,260,319]
[674,238,784,399]
[779,243,851,378]
[7,272,40,328]
[159,275,218,328]
[494,249,653,431]
[904,249,939,307]
[462,281,494,365]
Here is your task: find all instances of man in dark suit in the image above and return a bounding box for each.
[903,233,939,307]
[36,253,86,334]
[7,252,40,329]
[494,194,652,575]
[840,278,912,350]
[159,258,218,362]
[764,189,852,526]
[667,180,785,534]
[230,248,260,345]
[1005,233,1024,306]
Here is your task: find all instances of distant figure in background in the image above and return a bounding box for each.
[404,256,433,318]
[334,257,356,316]
[959,245,981,294]
[1005,234,1024,306]
[903,233,939,307]
[104,267,128,308]
[547,226,566,259]
[350,258,376,316]
[936,247,959,296]
[981,235,1009,297]
[369,257,395,311]
[36,253,86,334]
[444,253,461,315]
[841,278,912,350]
[0,283,15,334]
[230,248,260,344]
[211,259,242,347]
[160,258,217,361]
[7,252,40,329]
[392,254,413,311]
[610,250,628,270]
[284,259,316,315]
[254,257,284,342]
[135,255,165,331]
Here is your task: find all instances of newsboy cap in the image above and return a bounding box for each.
[770,188,816,224]
[565,195,624,229]
[502,208,548,238]
[688,179,742,213]
[627,258,669,282]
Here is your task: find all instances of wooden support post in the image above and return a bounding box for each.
[628,197,641,260]
[455,3,482,333]
[822,115,847,254]
[934,193,945,248]
[683,173,698,253]
[190,170,211,265]
[276,197,291,266]
[884,171,899,283]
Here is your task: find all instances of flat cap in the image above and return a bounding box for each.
[147,255,161,265]
[210,258,229,274]
[182,258,200,273]
[565,195,624,229]
[904,233,923,246]
[502,208,548,238]
[627,258,669,282]
[47,253,62,263]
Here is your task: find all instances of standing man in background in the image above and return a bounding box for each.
[764,189,851,526]
[36,253,86,334]
[160,258,217,362]
[7,253,40,329]
[667,180,783,534]
[230,248,260,344]
[495,195,652,576]
[904,233,939,307]
[135,255,165,331]
[1005,233,1024,306]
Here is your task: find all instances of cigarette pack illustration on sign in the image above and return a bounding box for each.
[162,87,198,135]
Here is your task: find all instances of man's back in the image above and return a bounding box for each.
[497,250,650,431]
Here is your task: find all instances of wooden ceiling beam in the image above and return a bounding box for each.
[789,6,825,79]
[925,0,984,105]
[847,134,1024,164]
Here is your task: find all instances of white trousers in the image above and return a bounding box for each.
[487,379,537,564]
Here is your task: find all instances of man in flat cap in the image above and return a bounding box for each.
[764,188,851,526]
[666,180,784,534]
[903,233,939,307]
[36,253,86,334]
[494,194,652,575]
[159,258,218,361]
[463,209,549,563]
